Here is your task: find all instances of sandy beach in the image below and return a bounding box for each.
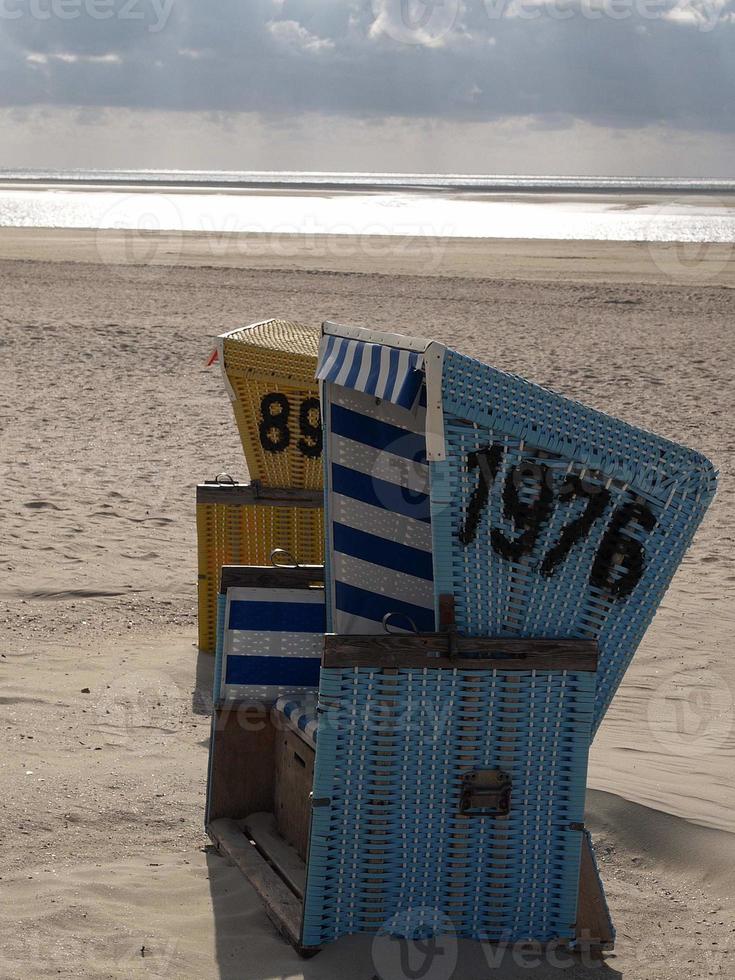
[1,228,733,979]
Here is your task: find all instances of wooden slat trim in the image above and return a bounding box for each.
[575,833,616,952]
[323,635,598,672]
[220,564,324,594]
[197,481,323,508]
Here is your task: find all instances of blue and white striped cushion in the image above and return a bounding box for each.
[220,587,324,704]
[274,694,318,747]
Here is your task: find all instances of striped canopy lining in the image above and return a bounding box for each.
[220,586,324,703]
[325,384,436,634]
[317,334,425,409]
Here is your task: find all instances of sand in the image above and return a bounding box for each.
[0,228,733,979]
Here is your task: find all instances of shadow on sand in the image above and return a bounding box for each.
[192,647,215,716]
[205,844,622,980]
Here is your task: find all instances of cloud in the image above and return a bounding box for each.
[30,51,122,63]
[368,0,461,46]
[4,105,735,177]
[0,0,733,134]
[662,0,735,30]
[267,18,335,52]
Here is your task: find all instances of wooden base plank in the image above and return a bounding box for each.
[575,833,615,953]
[242,812,307,898]
[208,817,320,957]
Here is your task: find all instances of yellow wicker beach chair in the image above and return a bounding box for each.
[196,478,324,653]
[218,319,322,489]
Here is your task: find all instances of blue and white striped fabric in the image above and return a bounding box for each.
[274,694,319,747]
[317,334,424,410]
[323,381,436,634]
[220,587,325,704]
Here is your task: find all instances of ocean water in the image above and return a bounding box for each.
[1,170,734,243]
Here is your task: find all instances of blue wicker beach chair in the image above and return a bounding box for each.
[316,322,717,731]
[295,321,716,950]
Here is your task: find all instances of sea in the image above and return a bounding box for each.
[1,169,734,243]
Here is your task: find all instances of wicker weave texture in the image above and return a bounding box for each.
[225,319,320,363]
[302,666,594,946]
[196,493,324,653]
[221,320,323,489]
[433,349,717,731]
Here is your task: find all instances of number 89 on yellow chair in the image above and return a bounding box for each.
[218,319,323,490]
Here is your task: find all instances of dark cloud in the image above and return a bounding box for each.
[0,0,734,131]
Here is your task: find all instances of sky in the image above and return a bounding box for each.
[0,0,733,175]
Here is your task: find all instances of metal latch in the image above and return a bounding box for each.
[459,769,511,816]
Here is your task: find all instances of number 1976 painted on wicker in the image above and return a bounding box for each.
[458,443,657,600]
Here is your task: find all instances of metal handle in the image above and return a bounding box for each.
[459,769,511,817]
[271,548,299,569]
[382,611,418,635]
